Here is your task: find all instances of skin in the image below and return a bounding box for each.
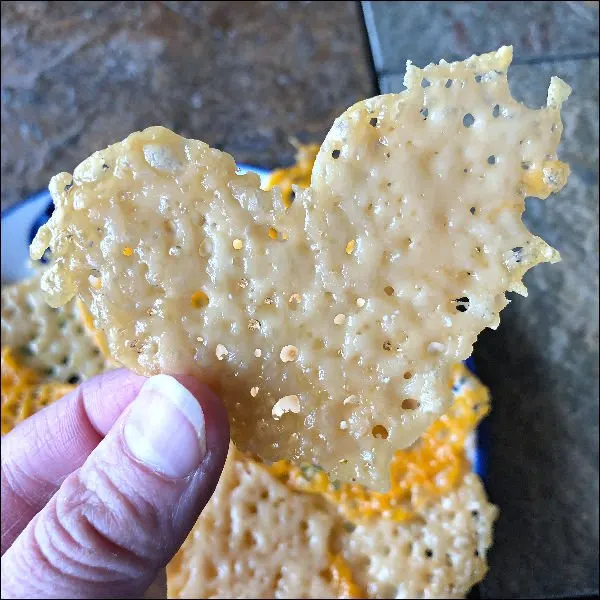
[1,369,230,599]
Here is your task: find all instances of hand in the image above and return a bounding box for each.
[1,369,230,599]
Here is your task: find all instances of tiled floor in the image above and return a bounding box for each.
[362,2,599,598]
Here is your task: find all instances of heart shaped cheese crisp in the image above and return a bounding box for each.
[31,46,570,489]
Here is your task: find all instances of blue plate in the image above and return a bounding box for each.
[0,163,487,480]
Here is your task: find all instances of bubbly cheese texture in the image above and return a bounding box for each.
[1,273,113,384]
[30,46,570,489]
[167,445,497,600]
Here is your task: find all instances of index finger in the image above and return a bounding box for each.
[1,368,147,555]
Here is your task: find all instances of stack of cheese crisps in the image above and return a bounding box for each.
[30,47,570,491]
[5,45,572,598]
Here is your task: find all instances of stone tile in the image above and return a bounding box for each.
[381,57,599,598]
[0,1,374,210]
[363,1,599,73]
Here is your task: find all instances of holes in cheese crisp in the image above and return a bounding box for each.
[492,104,501,118]
[445,79,453,88]
[463,113,475,128]
[369,117,378,127]
[487,155,496,165]
[372,424,389,439]
[420,107,429,119]
[331,149,341,159]
[521,161,532,170]
[191,290,209,308]
[470,206,476,215]
[421,78,431,88]
[402,398,419,410]
[67,374,81,385]
[453,296,470,312]
[384,285,395,296]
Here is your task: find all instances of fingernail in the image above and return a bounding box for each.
[123,374,206,478]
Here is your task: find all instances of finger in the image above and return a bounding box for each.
[1,374,229,599]
[1,369,147,554]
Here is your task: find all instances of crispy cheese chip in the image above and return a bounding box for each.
[30,46,569,489]
[167,445,497,600]
[1,273,114,384]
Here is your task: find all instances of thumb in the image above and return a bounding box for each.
[1,374,229,599]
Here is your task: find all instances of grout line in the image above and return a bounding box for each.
[357,1,382,96]
[360,1,383,73]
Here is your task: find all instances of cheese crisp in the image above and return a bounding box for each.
[30,46,570,489]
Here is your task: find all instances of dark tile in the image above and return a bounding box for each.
[363,1,599,72]
[1,1,374,210]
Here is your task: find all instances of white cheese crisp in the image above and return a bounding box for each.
[30,46,570,489]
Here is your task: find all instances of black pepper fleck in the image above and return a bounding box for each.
[331,149,341,159]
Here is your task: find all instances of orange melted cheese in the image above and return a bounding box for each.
[270,363,490,523]
[264,142,320,208]
[1,347,74,434]
[327,552,365,599]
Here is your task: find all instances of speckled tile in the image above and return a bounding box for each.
[363,1,599,72]
[381,56,599,599]
[0,1,374,210]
